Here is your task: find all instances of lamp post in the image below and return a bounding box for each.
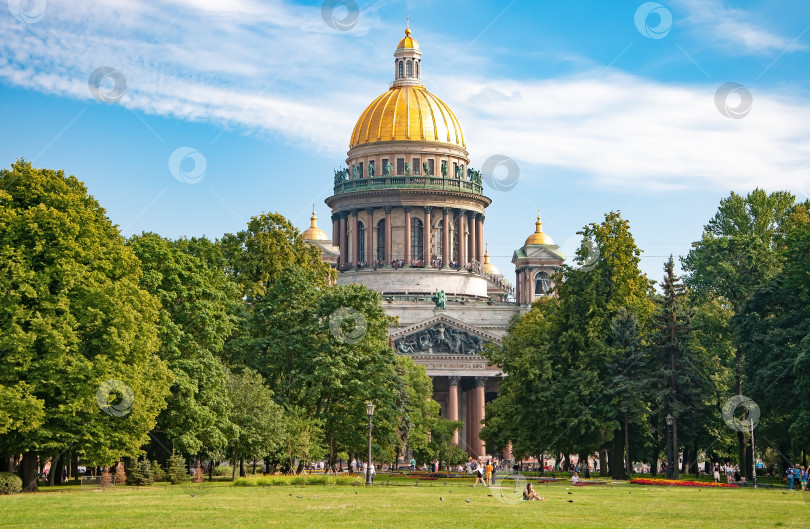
[366,401,375,486]
[665,414,674,480]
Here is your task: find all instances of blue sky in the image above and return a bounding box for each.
[2,0,809,284]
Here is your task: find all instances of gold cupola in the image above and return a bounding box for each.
[482,247,499,275]
[302,209,329,241]
[525,214,554,246]
[349,26,465,149]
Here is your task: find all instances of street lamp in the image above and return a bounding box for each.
[665,414,674,480]
[366,401,375,486]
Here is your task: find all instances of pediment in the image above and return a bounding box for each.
[512,246,565,263]
[390,314,500,356]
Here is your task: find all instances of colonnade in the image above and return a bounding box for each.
[446,376,488,459]
[331,206,485,269]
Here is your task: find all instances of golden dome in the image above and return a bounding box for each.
[397,28,419,50]
[302,209,329,241]
[525,215,554,246]
[350,85,465,148]
[482,247,499,275]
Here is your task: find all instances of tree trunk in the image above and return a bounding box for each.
[209,460,215,482]
[624,411,631,477]
[672,418,679,479]
[231,450,238,481]
[21,452,39,492]
[599,449,609,477]
[681,445,690,475]
[612,429,627,480]
[239,458,246,477]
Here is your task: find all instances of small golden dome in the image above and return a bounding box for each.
[525,215,554,246]
[482,247,499,275]
[397,27,419,50]
[302,209,329,241]
[350,86,465,148]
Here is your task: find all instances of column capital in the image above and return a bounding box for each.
[479,214,486,223]
[404,205,412,213]
[385,206,393,214]
[331,214,339,222]
[448,376,461,386]
[351,209,359,217]
[365,207,374,215]
[423,206,433,214]
[442,207,452,215]
[474,376,488,387]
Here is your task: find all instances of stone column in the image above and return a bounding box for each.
[366,208,374,265]
[476,214,485,264]
[384,206,392,265]
[528,269,535,303]
[332,214,339,247]
[515,270,521,305]
[338,213,346,268]
[442,207,450,268]
[467,211,476,264]
[448,376,461,445]
[457,210,466,265]
[404,206,412,266]
[466,386,474,454]
[350,210,358,268]
[472,376,487,458]
[423,206,432,266]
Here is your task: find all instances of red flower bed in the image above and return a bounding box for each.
[631,478,737,488]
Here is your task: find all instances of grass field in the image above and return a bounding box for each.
[1,476,807,529]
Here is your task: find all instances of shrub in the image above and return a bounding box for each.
[114,461,127,485]
[193,462,203,483]
[151,460,164,482]
[167,455,189,485]
[129,458,154,486]
[100,469,113,488]
[0,472,22,494]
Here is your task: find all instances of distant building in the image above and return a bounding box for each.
[306,26,563,459]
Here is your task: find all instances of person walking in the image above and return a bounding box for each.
[410,457,416,472]
[800,466,808,491]
[787,465,795,490]
[713,463,720,483]
[485,461,493,487]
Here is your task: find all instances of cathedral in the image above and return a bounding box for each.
[303,26,565,459]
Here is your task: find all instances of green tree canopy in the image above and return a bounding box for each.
[0,160,172,490]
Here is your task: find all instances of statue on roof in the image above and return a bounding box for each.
[431,289,447,310]
[404,161,411,176]
[368,160,375,177]
[385,161,393,176]
[441,160,448,178]
[423,161,430,176]
[352,164,358,179]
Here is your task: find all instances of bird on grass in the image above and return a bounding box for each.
[297,495,303,499]
[568,500,574,503]
[568,491,573,494]
[355,492,359,495]
[440,497,444,501]
[466,498,472,503]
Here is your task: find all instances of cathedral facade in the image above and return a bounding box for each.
[304,26,563,459]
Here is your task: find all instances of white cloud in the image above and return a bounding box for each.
[2,0,809,194]
[675,0,808,55]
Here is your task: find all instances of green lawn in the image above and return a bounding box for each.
[0,477,807,528]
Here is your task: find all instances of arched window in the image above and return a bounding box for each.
[411,218,423,262]
[357,221,365,264]
[376,219,385,261]
[398,60,403,78]
[406,60,413,77]
[535,271,551,297]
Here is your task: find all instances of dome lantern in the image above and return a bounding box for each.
[524,213,554,246]
[302,208,329,241]
[393,21,423,88]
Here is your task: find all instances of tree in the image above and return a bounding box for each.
[0,161,172,491]
[226,368,284,480]
[221,212,334,300]
[737,203,810,467]
[128,233,237,460]
[682,189,795,479]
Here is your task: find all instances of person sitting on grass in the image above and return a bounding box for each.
[571,471,580,485]
[523,483,545,501]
